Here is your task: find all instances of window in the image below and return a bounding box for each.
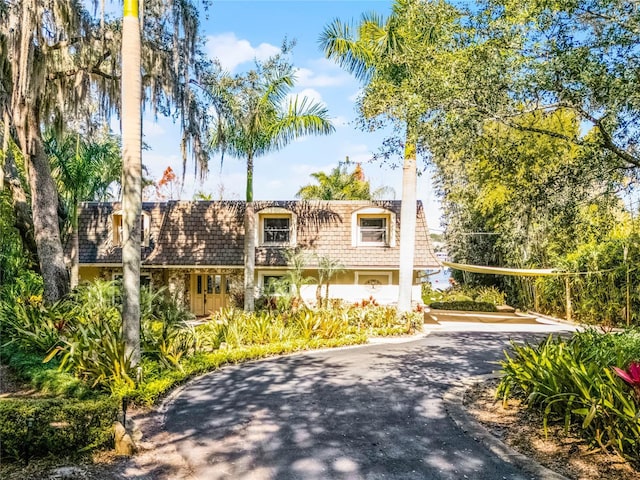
[263,275,285,290]
[141,212,151,247]
[356,272,392,286]
[112,211,150,247]
[359,217,387,245]
[257,208,296,246]
[112,272,151,287]
[352,207,395,247]
[258,271,290,296]
[112,213,123,246]
[141,273,152,288]
[263,217,290,244]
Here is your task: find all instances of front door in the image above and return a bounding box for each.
[191,273,230,316]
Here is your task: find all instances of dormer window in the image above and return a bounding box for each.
[257,208,296,246]
[352,207,396,247]
[112,210,150,247]
[359,217,387,244]
[112,212,123,246]
[264,217,290,244]
[141,212,151,247]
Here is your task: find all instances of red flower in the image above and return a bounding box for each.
[613,362,640,397]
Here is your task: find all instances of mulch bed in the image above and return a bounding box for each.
[464,378,639,480]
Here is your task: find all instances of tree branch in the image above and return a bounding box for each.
[42,37,83,52]
[47,67,119,82]
[471,103,640,169]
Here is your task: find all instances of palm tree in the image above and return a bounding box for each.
[210,52,334,311]
[320,0,429,313]
[193,191,214,201]
[316,255,345,308]
[47,131,121,288]
[121,0,143,367]
[296,161,393,200]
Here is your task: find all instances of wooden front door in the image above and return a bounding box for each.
[191,274,230,316]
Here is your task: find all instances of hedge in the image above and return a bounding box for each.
[429,301,498,312]
[0,397,119,462]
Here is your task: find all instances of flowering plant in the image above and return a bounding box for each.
[612,362,640,398]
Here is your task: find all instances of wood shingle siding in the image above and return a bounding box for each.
[74,200,438,269]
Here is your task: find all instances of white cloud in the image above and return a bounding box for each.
[294,67,349,88]
[292,88,326,107]
[206,33,279,72]
[286,88,327,119]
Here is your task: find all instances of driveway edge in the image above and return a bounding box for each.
[443,375,569,480]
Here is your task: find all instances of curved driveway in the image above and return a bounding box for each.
[164,328,570,479]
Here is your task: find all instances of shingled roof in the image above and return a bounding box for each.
[76,200,439,269]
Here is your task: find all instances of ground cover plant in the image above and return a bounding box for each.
[0,275,420,461]
[497,329,640,463]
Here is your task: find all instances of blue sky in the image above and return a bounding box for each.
[140,0,443,229]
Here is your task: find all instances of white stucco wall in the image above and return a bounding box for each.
[298,284,422,306]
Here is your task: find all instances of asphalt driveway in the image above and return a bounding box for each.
[163,327,572,480]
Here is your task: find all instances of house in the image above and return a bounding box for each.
[74,200,439,315]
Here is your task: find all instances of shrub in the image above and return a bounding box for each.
[310,309,350,339]
[44,282,198,390]
[141,287,197,370]
[474,286,506,306]
[0,297,67,354]
[497,330,640,462]
[0,396,119,462]
[442,293,474,302]
[44,281,134,391]
[422,282,444,305]
[347,305,397,328]
[429,301,497,312]
[0,272,63,354]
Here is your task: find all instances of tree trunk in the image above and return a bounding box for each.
[121,0,142,367]
[324,281,330,307]
[397,129,417,314]
[1,114,8,191]
[3,140,37,258]
[244,201,256,311]
[14,104,69,304]
[564,276,572,322]
[70,205,79,289]
[244,154,256,311]
[315,283,323,308]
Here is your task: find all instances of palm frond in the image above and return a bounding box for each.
[319,18,376,83]
[269,96,334,151]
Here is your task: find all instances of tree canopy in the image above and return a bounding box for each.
[0,0,212,302]
[296,162,392,200]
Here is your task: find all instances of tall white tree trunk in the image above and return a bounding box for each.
[244,154,256,311]
[70,209,79,289]
[121,0,142,367]
[397,131,417,314]
[244,202,256,311]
